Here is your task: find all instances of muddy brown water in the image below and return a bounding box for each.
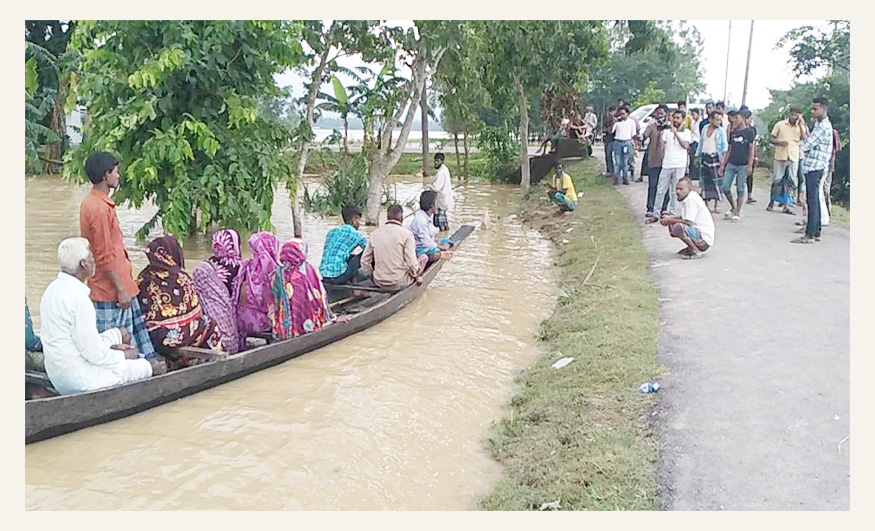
[24,175,555,510]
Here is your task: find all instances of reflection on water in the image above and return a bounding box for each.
[25,174,555,510]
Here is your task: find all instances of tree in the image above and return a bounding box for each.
[289,20,386,237]
[64,20,304,238]
[359,21,451,224]
[583,21,705,114]
[25,43,62,173]
[25,20,76,172]
[472,21,609,189]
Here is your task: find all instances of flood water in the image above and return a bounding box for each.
[24,174,555,510]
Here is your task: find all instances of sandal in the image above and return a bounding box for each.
[782,208,795,215]
[731,215,741,223]
[791,236,815,244]
[766,205,774,212]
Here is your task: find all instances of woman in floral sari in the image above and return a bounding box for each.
[268,239,332,341]
[136,235,224,365]
[192,229,242,354]
[232,231,281,349]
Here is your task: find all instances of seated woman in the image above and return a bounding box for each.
[136,235,224,368]
[233,231,281,348]
[268,239,332,341]
[192,229,242,354]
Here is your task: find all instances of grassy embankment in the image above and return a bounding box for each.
[480,157,663,510]
[750,167,849,228]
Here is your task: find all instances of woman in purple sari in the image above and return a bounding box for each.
[232,232,281,350]
[192,229,243,354]
[268,239,332,341]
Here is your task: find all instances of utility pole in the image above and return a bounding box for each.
[741,20,754,107]
[723,20,732,103]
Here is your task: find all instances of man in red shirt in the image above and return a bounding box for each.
[80,152,157,358]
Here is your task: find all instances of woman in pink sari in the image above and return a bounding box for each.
[232,232,281,350]
[268,239,332,341]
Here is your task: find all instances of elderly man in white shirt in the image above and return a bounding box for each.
[39,237,163,395]
[430,152,454,231]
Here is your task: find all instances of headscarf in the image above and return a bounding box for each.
[269,239,332,341]
[232,232,281,346]
[137,235,202,328]
[208,229,242,296]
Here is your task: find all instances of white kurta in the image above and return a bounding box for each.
[39,272,151,394]
[432,164,455,212]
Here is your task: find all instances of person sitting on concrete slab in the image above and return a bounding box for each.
[660,178,715,259]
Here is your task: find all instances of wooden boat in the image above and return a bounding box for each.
[25,224,476,444]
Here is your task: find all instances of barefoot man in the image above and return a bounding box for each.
[660,177,715,259]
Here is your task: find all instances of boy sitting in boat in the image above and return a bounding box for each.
[409,190,454,264]
[39,237,166,395]
[319,204,368,286]
[360,205,427,291]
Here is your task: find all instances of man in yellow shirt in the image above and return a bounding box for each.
[547,161,578,213]
[768,107,807,214]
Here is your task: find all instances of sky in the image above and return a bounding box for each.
[275,20,835,121]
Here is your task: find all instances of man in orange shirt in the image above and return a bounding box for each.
[79,152,157,358]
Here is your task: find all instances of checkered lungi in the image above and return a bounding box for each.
[433,209,449,231]
[93,298,157,358]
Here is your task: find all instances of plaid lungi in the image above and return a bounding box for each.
[94,298,157,358]
[433,209,449,231]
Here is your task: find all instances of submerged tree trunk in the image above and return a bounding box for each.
[364,45,441,224]
[516,77,531,190]
[421,85,429,178]
[462,131,470,181]
[453,133,461,177]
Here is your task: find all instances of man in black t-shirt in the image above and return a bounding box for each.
[718,110,756,222]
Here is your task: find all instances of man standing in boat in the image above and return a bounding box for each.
[431,153,454,231]
[79,151,157,359]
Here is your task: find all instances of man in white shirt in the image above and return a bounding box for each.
[611,105,638,185]
[430,152,454,231]
[40,237,162,395]
[655,110,692,215]
[660,177,715,259]
[583,106,598,139]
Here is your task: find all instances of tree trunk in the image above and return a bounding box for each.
[421,85,429,178]
[291,42,333,238]
[453,133,461,177]
[516,78,531,190]
[343,116,349,157]
[364,46,437,224]
[462,131,470,181]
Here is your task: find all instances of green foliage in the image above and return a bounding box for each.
[64,20,304,238]
[475,126,520,181]
[585,21,705,112]
[25,42,62,173]
[303,151,370,215]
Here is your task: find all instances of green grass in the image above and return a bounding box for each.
[750,166,849,228]
[479,158,663,511]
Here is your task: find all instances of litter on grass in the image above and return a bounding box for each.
[552,357,574,369]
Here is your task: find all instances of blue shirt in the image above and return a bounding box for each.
[409,210,437,252]
[800,117,833,174]
[319,223,367,279]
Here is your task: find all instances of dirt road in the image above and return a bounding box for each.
[592,144,850,510]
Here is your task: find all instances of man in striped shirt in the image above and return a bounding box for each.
[792,97,833,244]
